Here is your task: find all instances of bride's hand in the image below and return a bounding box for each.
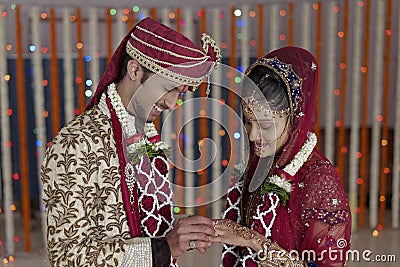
[209,219,267,251]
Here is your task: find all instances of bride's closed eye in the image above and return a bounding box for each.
[259,122,273,130]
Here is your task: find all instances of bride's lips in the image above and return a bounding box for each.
[254,141,270,148]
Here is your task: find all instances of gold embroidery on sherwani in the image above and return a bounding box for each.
[41,107,132,266]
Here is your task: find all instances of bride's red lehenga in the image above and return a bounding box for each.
[222,47,351,267]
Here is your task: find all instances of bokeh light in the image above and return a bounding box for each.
[234,9,242,17]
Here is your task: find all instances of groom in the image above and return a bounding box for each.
[41,17,221,266]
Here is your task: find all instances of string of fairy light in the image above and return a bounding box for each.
[0,1,399,264]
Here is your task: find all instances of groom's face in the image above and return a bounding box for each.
[127,74,188,122]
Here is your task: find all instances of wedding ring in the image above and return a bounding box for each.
[189,240,196,249]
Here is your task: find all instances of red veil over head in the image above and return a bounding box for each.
[224,47,350,267]
[243,46,319,192]
[246,46,319,168]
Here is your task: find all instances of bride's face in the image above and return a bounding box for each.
[242,105,290,158]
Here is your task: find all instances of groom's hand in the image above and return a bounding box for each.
[166,215,216,258]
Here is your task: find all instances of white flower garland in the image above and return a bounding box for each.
[107,82,174,237]
[268,132,317,193]
[107,82,136,137]
[283,132,317,176]
[231,133,317,194]
[268,176,291,193]
[107,82,169,155]
[144,123,170,151]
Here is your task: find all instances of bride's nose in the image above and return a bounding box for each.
[248,123,261,142]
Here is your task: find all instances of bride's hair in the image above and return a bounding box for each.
[243,65,290,112]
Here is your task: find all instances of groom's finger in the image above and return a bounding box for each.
[175,217,216,236]
[193,240,212,250]
[185,215,215,227]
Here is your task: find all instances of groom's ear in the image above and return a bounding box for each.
[126,59,141,81]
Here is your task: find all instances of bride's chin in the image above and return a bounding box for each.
[255,148,273,158]
[257,153,268,158]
